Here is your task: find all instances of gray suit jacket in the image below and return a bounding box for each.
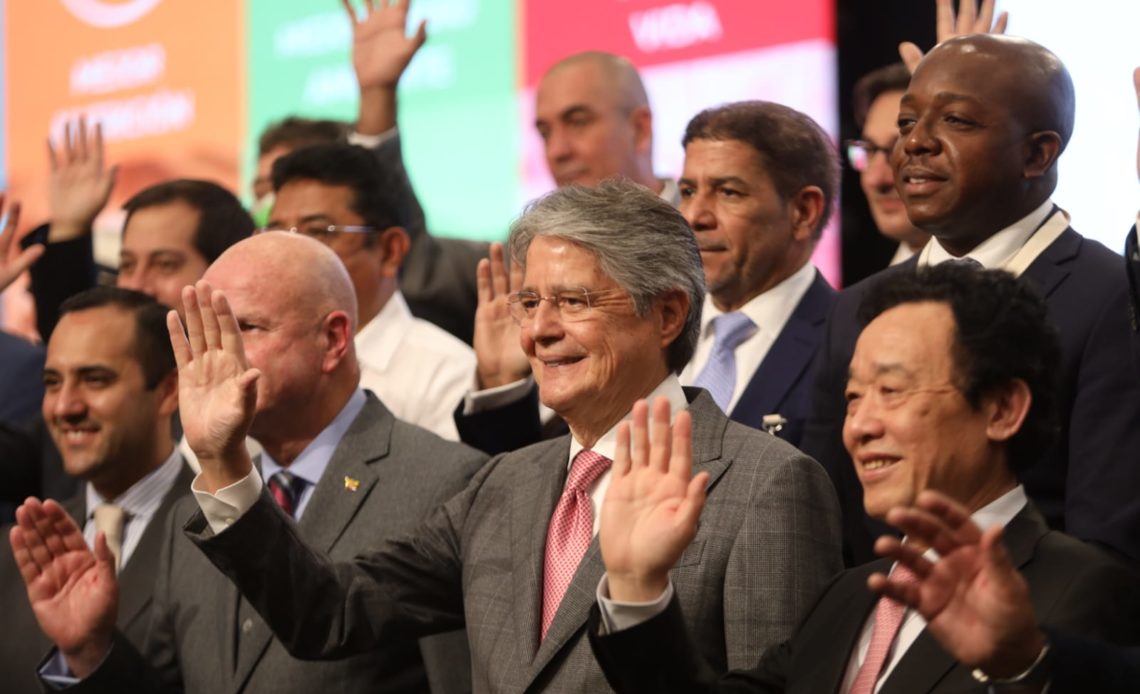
[71,393,488,693]
[0,462,193,694]
[188,389,844,693]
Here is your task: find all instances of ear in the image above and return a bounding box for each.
[984,378,1032,444]
[156,369,180,419]
[656,288,690,353]
[787,186,826,242]
[376,226,411,279]
[319,310,354,374]
[629,105,653,155]
[1022,131,1063,179]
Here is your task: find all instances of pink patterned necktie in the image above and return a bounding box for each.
[847,563,919,694]
[541,449,612,640]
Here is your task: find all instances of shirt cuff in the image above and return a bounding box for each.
[461,375,534,415]
[192,469,263,535]
[347,127,398,149]
[595,573,674,634]
[39,645,112,689]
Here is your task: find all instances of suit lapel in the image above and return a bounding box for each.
[231,396,391,691]
[510,438,571,664]
[116,463,194,634]
[526,390,731,686]
[732,272,833,425]
[1020,226,1079,300]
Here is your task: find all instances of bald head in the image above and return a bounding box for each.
[544,52,649,113]
[920,35,1075,150]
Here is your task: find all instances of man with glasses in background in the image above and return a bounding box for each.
[261,142,474,440]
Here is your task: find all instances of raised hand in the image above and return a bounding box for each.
[900,0,1009,73]
[1133,67,1139,184]
[0,195,44,293]
[9,498,117,678]
[867,490,1045,678]
[473,242,531,389]
[167,281,259,491]
[600,397,708,602]
[47,117,117,243]
[344,0,427,135]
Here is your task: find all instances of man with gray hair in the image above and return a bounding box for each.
[118,180,840,691]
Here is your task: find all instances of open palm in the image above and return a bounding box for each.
[345,0,427,91]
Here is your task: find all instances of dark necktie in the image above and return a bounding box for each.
[267,470,305,518]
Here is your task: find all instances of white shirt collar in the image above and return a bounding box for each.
[354,292,413,372]
[567,375,688,468]
[260,388,367,489]
[925,199,1054,268]
[898,484,1028,568]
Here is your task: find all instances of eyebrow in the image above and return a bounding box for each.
[266,213,336,228]
[535,104,594,129]
[900,91,984,109]
[847,362,916,381]
[43,365,118,379]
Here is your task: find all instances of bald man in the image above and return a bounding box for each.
[802,35,1140,565]
[13,232,487,693]
[535,51,678,204]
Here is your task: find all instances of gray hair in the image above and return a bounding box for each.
[508,179,705,372]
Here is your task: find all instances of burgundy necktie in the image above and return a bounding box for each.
[267,470,304,518]
[541,449,612,639]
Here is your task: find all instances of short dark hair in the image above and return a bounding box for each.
[270,142,406,231]
[122,179,254,264]
[58,287,176,390]
[852,62,911,129]
[257,116,348,157]
[682,101,838,239]
[857,264,1061,474]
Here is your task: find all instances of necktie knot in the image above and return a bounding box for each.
[93,503,126,572]
[268,470,306,518]
[712,311,755,350]
[565,450,612,493]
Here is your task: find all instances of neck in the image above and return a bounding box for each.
[256,383,354,466]
[562,368,670,449]
[92,437,174,501]
[711,255,810,313]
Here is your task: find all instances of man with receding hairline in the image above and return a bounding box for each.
[802,34,1140,566]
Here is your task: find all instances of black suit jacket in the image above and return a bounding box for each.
[1048,628,1140,693]
[801,225,1140,565]
[0,461,192,694]
[67,394,488,694]
[589,503,1140,694]
[0,332,44,424]
[455,269,836,455]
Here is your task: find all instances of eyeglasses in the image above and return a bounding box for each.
[844,139,897,172]
[256,224,377,244]
[506,288,622,324]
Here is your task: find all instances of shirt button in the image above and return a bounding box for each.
[242,618,254,633]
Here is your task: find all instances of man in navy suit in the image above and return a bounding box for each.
[458,101,838,453]
[800,34,1140,566]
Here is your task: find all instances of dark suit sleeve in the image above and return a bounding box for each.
[1126,225,1140,367]
[25,227,97,342]
[187,455,505,661]
[51,632,168,694]
[1048,629,1140,694]
[453,383,546,455]
[0,332,45,425]
[587,598,786,694]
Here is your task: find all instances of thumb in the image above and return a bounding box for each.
[92,532,116,579]
[413,19,427,50]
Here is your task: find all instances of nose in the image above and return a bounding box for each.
[48,380,87,421]
[545,125,573,163]
[526,297,565,344]
[843,395,884,449]
[862,150,895,191]
[682,190,716,232]
[901,116,938,157]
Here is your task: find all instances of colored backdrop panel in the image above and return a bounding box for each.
[6,0,244,264]
[246,0,519,241]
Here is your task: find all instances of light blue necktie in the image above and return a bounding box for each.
[692,312,756,412]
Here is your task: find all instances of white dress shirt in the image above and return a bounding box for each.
[922,200,1053,269]
[356,291,475,441]
[679,260,816,413]
[81,448,185,567]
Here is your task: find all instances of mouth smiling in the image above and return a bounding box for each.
[899,166,948,196]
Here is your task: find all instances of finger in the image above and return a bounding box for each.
[10,526,44,587]
[93,531,116,577]
[475,258,492,306]
[238,368,262,403]
[914,489,982,541]
[167,309,191,370]
[183,285,207,356]
[412,19,427,49]
[489,243,508,298]
[35,499,73,558]
[667,406,693,480]
[648,396,672,474]
[508,253,524,293]
[887,507,976,557]
[195,281,223,351]
[613,421,632,478]
[94,122,105,172]
[63,120,75,163]
[957,0,977,35]
[993,11,1008,34]
[899,42,924,74]
[1133,67,1140,111]
[935,0,954,43]
[340,0,359,24]
[43,498,89,554]
[4,200,22,240]
[676,469,708,530]
[47,138,59,172]
[213,290,247,361]
[979,524,1015,578]
[630,399,650,470]
[873,534,935,578]
[77,116,89,162]
[17,500,56,571]
[977,0,995,33]
[867,571,922,608]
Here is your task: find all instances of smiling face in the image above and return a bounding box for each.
[535,61,646,188]
[680,138,811,312]
[891,48,1032,252]
[118,200,209,312]
[860,90,928,251]
[43,305,176,496]
[519,236,672,440]
[843,301,1010,519]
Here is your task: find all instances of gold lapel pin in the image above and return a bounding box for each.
[344,476,360,492]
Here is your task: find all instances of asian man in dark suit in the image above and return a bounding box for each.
[43,181,844,692]
[800,34,1140,566]
[10,232,487,693]
[588,263,1140,694]
[457,101,839,454]
[0,287,190,694]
